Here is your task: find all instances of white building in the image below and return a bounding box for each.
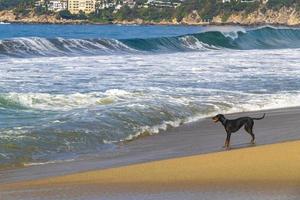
[96,0,116,9]
[145,0,181,8]
[35,0,46,7]
[48,0,68,12]
[222,0,268,3]
[123,0,136,8]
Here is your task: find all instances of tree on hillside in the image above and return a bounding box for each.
[267,0,297,10]
[0,0,35,11]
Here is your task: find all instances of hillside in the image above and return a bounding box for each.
[0,0,299,25]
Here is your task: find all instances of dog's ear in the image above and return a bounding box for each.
[215,114,224,118]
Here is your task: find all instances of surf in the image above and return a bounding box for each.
[0,26,300,58]
[1,25,300,169]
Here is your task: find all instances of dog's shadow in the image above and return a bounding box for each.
[225,142,256,150]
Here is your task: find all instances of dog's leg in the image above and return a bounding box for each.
[223,140,227,148]
[249,130,255,144]
[223,134,229,148]
[226,133,231,149]
[245,123,255,144]
[224,133,231,150]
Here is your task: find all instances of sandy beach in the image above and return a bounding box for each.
[1,107,300,199]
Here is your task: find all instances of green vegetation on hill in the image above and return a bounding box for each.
[58,10,88,20]
[87,0,300,23]
[0,0,34,10]
[114,6,175,21]
[266,0,300,10]
[88,0,299,23]
[267,0,295,9]
[0,0,35,17]
[1,0,300,23]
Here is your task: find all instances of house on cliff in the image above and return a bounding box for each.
[222,0,268,3]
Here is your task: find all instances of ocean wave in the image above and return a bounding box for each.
[2,89,300,167]
[121,26,300,51]
[0,90,140,111]
[0,26,300,58]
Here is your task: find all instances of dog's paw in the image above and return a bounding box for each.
[223,146,231,150]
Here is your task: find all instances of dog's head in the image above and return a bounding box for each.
[212,114,224,123]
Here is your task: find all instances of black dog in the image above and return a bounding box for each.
[212,113,265,149]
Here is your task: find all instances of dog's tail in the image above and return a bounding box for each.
[252,113,265,120]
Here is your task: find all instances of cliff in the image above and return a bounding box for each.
[0,10,85,24]
[178,7,300,26]
[213,7,300,26]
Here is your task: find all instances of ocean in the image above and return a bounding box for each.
[0,24,300,168]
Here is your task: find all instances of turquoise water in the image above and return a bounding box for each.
[0,24,300,167]
[0,24,202,39]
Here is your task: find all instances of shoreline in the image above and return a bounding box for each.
[0,106,295,171]
[1,106,300,185]
[2,20,300,27]
[1,140,300,199]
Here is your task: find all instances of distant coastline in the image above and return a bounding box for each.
[1,6,300,26]
[1,19,300,27]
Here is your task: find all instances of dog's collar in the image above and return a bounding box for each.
[221,118,227,125]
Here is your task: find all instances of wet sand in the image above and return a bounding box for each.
[1,107,300,199]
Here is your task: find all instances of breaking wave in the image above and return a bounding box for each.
[1,26,300,58]
[0,90,136,111]
[2,89,300,168]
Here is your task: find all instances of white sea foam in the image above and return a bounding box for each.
[104,119,183,144]
[3,37,64,56]
[57,37,110,53]
[0,90,140,110]
[179,36,220,50]
[104,89,132,97]
[0,37,138,58]
[24,158,76,167]
[200,25,246,39]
